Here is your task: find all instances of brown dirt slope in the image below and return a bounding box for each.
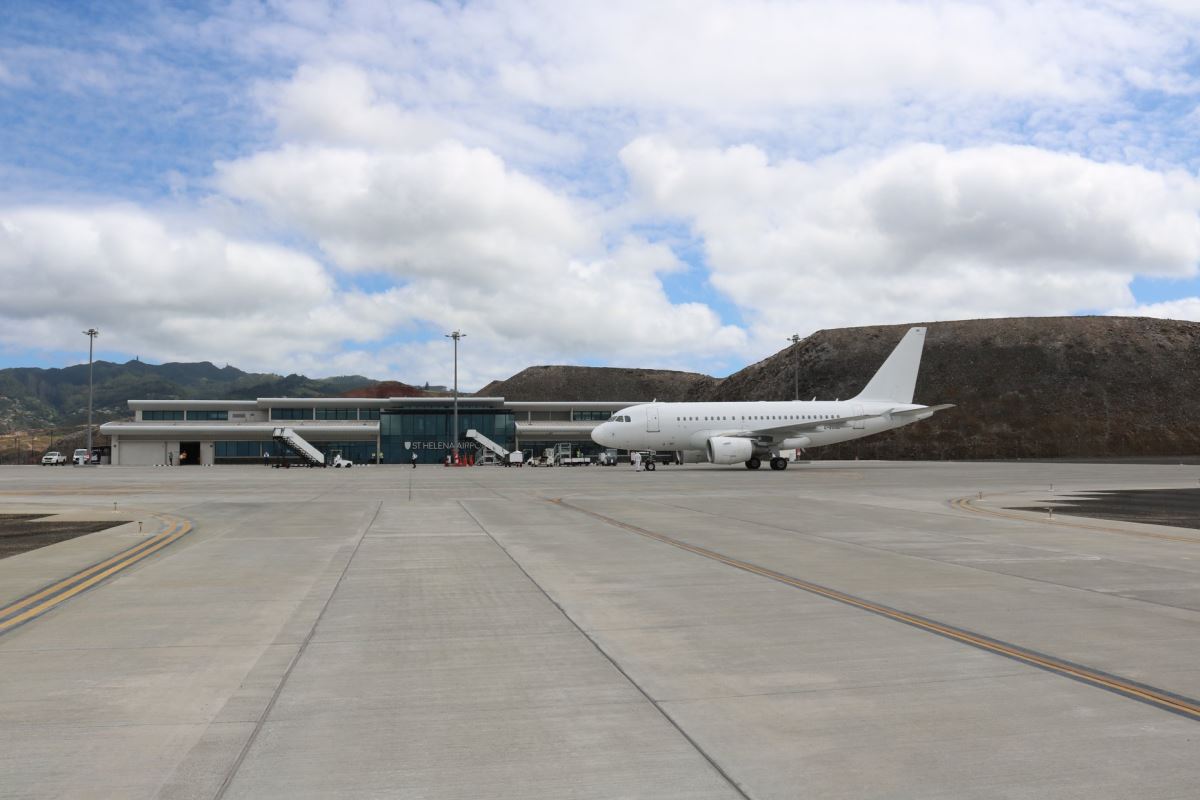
[477,365,716,402]
[340,381,437,398]
[703,316,1200,460]
[480,316,1200,460]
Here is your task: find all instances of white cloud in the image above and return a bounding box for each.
[0,206,405,372]
[1108,297,1200,321]
[208,0,1198,126]
[621,138,1200,346]
[0,60,22,87]
[264,63,453,151]
[217,140,594,280]
[6,1,1200,385]
[216,67,746,363]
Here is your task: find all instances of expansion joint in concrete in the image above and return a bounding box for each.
[456,499,755,800]
[211,501,384,799]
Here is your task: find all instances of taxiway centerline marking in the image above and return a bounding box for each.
[0,514,193,635]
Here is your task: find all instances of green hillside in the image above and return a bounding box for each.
[0,360,378,435]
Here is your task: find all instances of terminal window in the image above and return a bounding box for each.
[142,410,185,420]
[270,408,314,421]
[572,410,612,421]
[186,410,229,421]
[315,407,358,420]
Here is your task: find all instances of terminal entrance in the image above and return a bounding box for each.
[179,441,200,466]
[381,406,515,464]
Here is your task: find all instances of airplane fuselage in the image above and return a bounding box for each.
[592,399,932,455]
[590,327,951,469]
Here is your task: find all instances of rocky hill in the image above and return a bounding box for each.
[477,365,716,402]
[704,316,1200,460]
[480,317,1200,460]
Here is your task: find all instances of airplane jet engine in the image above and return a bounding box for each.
[706,436,754,465]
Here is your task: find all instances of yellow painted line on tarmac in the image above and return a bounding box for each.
[0,514,193,636]
[550,498,1200,722]
[951,496,1200,545]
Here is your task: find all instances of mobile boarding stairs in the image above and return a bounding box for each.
[466,429,509,465]
[272,427,325,467]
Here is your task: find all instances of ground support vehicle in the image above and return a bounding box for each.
[553,442,592,467]
[634,450,659,471]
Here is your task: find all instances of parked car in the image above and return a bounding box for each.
[72,448,90,465]
[41,451,66,466]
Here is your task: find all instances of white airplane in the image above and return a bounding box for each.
[591,327,953,470]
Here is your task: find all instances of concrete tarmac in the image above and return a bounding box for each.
[0,461,1197,798]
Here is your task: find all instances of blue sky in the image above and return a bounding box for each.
[2,1,1200,388]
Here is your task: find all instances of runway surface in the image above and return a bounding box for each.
[0,461,1197,799]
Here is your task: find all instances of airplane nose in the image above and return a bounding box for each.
[590,423,607,446]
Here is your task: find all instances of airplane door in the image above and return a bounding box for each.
[646,405,660,432]
[853,405,866,429]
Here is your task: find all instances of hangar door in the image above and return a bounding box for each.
[118,440,167,466]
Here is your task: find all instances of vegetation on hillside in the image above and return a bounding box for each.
[0,360,378,439]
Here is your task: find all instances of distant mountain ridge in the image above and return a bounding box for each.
[0,360,379,433]
[7,316,1200,460]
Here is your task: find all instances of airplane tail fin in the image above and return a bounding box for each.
[853,327,927,404]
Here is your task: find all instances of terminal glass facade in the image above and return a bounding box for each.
[380,405,515,464]
[214,440,377,465]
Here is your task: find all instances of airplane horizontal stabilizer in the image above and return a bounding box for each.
[889,404,955,418]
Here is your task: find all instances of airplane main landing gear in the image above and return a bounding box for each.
[744,457,761,470]
[770,457,788,471]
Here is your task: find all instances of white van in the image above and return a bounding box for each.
[72,449,90,466]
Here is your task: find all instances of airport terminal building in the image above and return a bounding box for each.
[100,396,638,466]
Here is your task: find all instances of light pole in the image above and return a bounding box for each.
[84,328,99,464]
[787,334,802,401]
[445,330,465,460]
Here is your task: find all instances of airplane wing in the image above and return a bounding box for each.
[737,414,876,441]
[727,404,955,442]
